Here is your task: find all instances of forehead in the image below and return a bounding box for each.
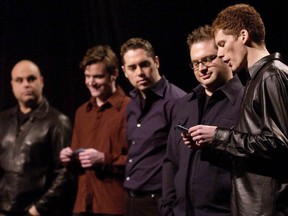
[214,29,234,44]
[84,62,107,74]
[11,62,40,79]
[190,39,217,60]
[123,49,150,64]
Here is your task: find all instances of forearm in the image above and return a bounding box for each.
[213,127,288,159]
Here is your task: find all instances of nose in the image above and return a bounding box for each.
[198,62,208,72]
[217,48,224,59]
[87,77,95,86]
[22,78,31,87]
[135,66,144,76]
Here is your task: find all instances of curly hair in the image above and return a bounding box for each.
[211,4,265,45]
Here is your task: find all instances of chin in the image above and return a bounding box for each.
[91,93,101,98]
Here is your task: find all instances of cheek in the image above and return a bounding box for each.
[193,71,200,78]
[126,74,136,83]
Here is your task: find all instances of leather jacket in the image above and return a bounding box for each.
[0,98,75,216]
[213,53,288,215]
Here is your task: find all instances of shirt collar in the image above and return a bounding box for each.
[219,75,243,104]
[87,86,126,112]
[11,97,50,119]
[130,76,167,98]
[188,75,243,105]
[248,52,282,79]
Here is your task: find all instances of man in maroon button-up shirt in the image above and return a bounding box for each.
[60,45,130,216]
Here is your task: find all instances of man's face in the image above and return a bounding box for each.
[11,61,44,109]
[190,39,232,94]
[85,62,115,100]
[122,49,161,93]
[214,29,247,73]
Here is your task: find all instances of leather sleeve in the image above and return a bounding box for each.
[213,72,288,160]
[34,114,75,215]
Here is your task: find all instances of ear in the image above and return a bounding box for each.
[154,56,160,69]
[40,76,44,87]
[239,29,249,44]
[121,65,128,78]
[111,70,118,81]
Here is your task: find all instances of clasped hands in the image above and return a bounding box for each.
[181,125,217,149]
[60,147,104,168]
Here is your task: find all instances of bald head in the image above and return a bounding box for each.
[11,60,41,78]
[11,60,44,113]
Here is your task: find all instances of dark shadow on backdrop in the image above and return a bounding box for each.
[1,0,287,121]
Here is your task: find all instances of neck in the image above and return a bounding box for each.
[19,106,32,114]
[19,97,42,114]
[247,43,270,68]
[204,89,213,97]
[96,84,117,107]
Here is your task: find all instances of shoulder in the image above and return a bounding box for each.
[0,107,15,118]
[76,101,90,112]
[121,95,131,108]
[46,105,71,127]
[165,81,186,98]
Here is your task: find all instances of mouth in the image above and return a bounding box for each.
[23,91,34,96]
[137,79,148,85]
[223,59,231,66]
[200,72,211,80]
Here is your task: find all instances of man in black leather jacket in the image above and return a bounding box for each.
[0,60,75,216]
[183,4,288,216]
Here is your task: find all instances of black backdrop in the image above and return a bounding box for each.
[1,0,288,121]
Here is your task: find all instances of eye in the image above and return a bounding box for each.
[94,74,106,79]
[217,41,225,47]
[127,65,136,71]
[205,55,217,63]
[192,62,199,68]
[27,75,37,82]
[139,61,151,68]
[14,78,23,83]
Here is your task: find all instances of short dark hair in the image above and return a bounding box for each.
[187,25,213,50]
[80,45,119,74]
[120,38,156,64]
[211,4,265,45]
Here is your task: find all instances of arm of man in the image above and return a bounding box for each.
[33,114,75,215]
[160,123,182,216]
[189,73,288,160]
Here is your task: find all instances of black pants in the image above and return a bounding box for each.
[124,190,161,216]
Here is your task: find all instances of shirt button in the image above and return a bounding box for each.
[126,177,130,181]
[129,159,133,163]
[136,123,141,127]
[132,141,136,145]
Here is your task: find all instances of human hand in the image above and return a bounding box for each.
[181,132,196,149]
[28,205,40,216]
[59,147,73,163]
[188,125,217,147]
[78,148,105,168]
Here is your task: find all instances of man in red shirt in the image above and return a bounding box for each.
[60,45,130,216]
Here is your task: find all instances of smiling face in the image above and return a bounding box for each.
[122,48,161,95]
[85,62,116,103]
[214,29,247,73]
[190,39,233,95]
[11,60,44,113]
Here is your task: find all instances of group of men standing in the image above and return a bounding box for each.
[1,3,288,216]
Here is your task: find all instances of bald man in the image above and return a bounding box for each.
[0,60,75,216]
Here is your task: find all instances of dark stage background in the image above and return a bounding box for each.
[1,0,287,121]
